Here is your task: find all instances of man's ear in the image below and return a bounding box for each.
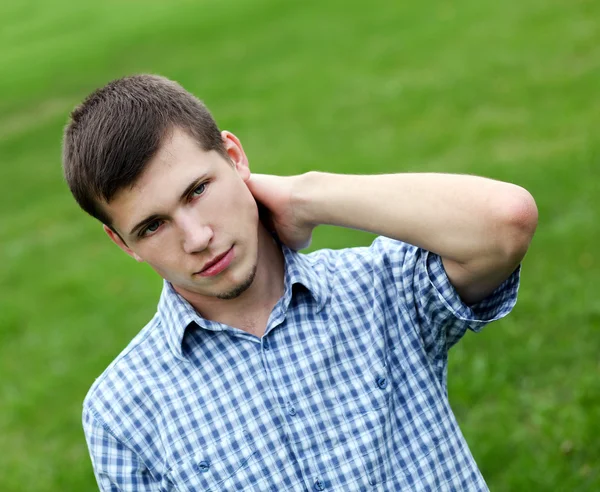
[221,130,250,182]
[103,225,143,262]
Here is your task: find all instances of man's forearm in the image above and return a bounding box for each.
[296,171,538,266]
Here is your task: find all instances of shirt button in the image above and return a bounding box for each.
[197,460,210,472]
[262,339,270,350]
[376,376,388,389]
[314,479,325,491]
[287,402,297,416]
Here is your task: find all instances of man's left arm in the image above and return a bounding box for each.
[248,172,538,305]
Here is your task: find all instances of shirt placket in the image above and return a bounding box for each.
[261,315,328,491]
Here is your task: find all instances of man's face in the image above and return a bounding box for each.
[104,128,260,300]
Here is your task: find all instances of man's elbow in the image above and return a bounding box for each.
[499,186,538,262]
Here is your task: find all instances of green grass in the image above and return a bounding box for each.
[1,0,598,490]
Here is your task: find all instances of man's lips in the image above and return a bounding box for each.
[195,247,234,277]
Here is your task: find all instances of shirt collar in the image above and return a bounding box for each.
[157,244,330,361]
[280,244,329,312]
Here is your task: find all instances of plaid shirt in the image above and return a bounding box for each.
[83,236,520,491]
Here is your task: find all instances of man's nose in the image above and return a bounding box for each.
[179,213,213,254]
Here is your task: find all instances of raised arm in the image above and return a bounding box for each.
[247,172,538,305]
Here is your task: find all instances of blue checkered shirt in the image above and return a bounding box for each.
[83,236,520,491]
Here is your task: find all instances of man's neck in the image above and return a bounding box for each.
[176,225,285,338]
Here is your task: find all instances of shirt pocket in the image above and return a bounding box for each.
[164,428,257,491]
[334,360,394,486]
[335,358,391,417]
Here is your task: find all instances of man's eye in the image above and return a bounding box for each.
[142,220,161,236]
[192,183,207,197]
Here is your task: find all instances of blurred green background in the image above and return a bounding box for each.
[1,0,598,490]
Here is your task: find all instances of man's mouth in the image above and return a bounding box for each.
[196,247,235,277]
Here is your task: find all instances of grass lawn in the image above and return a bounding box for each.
[0,0,598,490]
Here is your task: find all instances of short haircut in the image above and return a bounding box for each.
[62,74,227,226]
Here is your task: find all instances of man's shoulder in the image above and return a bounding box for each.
[82,313,169,426]
[297,237,422,307]
[305,236,413,272]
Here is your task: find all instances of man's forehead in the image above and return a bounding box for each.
[138,136,216,186]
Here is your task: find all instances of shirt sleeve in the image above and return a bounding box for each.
[371,236,521,357]
[83,407,162,492]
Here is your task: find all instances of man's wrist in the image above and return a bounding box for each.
[293,171,328,228]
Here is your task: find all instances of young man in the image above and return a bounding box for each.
[64,74,537,491]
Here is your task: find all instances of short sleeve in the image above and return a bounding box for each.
[370,236,520,358]
[423,249,521,348]
[83,407,161,492]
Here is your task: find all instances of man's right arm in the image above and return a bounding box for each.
[83,408,161,491]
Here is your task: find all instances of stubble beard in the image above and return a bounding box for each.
[215,262,258,300]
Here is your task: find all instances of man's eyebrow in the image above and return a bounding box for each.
[128,174,209,236]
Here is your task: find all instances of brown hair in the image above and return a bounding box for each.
[62,74,227,226]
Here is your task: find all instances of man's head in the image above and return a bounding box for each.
[63,74,228,227]
[63,75,261,300]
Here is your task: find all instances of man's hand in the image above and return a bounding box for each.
[246,173,315,250]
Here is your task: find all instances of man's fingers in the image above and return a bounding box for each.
[246,173,269,197]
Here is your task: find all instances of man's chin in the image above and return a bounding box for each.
[215,264,257,300]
